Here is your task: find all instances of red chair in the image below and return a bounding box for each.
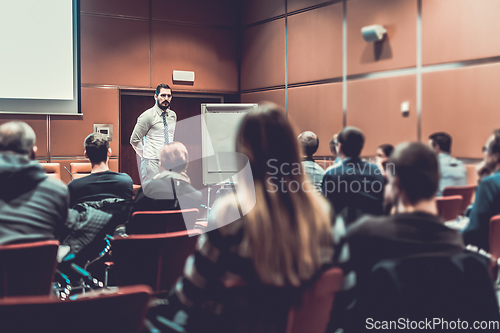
[40,162,61,180]
[0,285,151,333]
[435,195,463,221]
[110,229,202,291]
[489,215,500,259]
[442,185,476,214]
[0,240,59,297]
[286,267,343,333]
[127,208,199,234]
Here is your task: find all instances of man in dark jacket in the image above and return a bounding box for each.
[68,133,133,207]
[321,127,384,225]
[0,121,68,244]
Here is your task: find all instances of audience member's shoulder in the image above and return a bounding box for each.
[208,194,244,236]
[481,171,500,186]
[117,171,133,183]
[347,214,390,237]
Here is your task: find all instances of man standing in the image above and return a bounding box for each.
[130,84,177,184]
[428,132,467,196]
[0,121,68,244]
[321,127,384,225]
[68,133,133,207]
[298,131,325,192]
[463,129,500,251]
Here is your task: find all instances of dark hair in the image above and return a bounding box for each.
[389,142,439,204]
[487,129,500,155]
[155,84,172,96]
[338,127,365,158]
[378,144,394,158]
[0,121,36,156]
[85,133,109,164]
[429,132,452,153]
[298,131,319,157]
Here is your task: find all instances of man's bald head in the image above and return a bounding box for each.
[298,131,319,158]
[0,121,37,159]
[159,142,188,173]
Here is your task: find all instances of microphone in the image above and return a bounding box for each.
[64,166,74,180]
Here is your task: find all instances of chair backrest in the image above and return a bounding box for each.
[70,162,92,179]
[489,215,500,259]
[111,229,202,291]
[435,195,462,221]
[442,185,476,214]
[41,162,61,180]
[286,267,343,333]
[128,208,199,234]
[356,253,500,326]
[0,285,151,333]
[0,240,59,297]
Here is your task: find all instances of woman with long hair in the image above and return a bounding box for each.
[147,103,334,332]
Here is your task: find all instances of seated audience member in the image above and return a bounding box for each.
[0,121,68,244]
[129,142,202,215]
[322,127,384,225]
[330,142,492,331]
[375,143,394,177]
[146,104,334,332]
[429,132,467,196]
[325,134,342,173]
[68,133,133,207]
[298,131,325,191]
[463,129,500,251]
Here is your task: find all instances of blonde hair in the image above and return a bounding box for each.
[233,104,333,287]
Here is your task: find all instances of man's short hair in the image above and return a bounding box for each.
[298,131,319,157]
[155,84,172,96]
[85,133,109,164]
[160,142,188,173]
[0,121,36,155]
[389,142,439,204]
[379,144,394,158]
[429,132,452,153]
[337,127,365,158]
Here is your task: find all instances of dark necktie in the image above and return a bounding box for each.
[162,112,169,143]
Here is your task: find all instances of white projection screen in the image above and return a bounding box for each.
[0,0,80,115]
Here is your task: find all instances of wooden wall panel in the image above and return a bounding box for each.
[50,88,119,157]
[0,116,47,158]
[241,19,285,91]
[241,0,285,26]
[287,0,334,13]
[81,15,150,87]
[152,0,238,27]
[347,75,417,156]
[80,0,149,18]
[422,0,500,65]
[152,22,238,92]
[346,0,417,75]
[422,64,500,158]
[240,89,286,110]
[287,4,343,84]
[288,83,343,156]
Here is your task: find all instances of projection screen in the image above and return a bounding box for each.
[0,0,80,115]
